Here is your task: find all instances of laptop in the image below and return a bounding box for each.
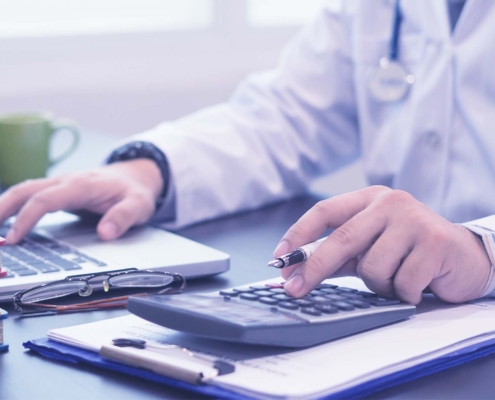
[0,211,229,302]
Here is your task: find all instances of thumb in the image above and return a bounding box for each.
[97,196,154,240]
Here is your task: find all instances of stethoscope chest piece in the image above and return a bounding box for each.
[367,57,415,103]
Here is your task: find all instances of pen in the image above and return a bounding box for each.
[268,237,327,269]
[101,338,234,384]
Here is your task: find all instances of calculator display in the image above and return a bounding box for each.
[149,294,306,326]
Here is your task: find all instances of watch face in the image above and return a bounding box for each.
[367,58,415,103]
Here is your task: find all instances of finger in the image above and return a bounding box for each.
[97,194,154,241]
[282,257,359,284]
[280,264,300,281]
[284,205,387,297]
[356,229,413,297]
[0,178,57,223]
[319,257,359,278]
[273,186,390,257]
[7,181,91,243]
[280,255,358,281]
[392,250,438,304]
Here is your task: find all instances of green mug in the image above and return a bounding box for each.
[0,113,80,188]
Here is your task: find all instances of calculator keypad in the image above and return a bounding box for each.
[278,301,298,310]
[273,294,292,301]
[315,304,338,314]
[292,299,315,307]
[219,289,239,297]
[218,282,404,319]
[233,287,255,294]
[259,296,278,305]
[300,307,321,316]
[239,293,259,301]
[347,300,371,308]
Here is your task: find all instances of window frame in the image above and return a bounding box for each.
[0,0,309,98]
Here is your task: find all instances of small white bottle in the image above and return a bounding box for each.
[0,236,8,352]
[0,236,5,278]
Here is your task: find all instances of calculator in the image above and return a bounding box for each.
[127,282,416,348]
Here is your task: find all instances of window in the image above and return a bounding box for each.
[0,1,328,100]
[0,0,329,39]
[247,0,327,27]
[0,0,213,38]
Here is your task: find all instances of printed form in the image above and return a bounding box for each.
[47,277,495,399]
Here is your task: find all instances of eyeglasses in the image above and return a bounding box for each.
[13,268,186,317]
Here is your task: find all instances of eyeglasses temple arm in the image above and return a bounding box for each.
[35,293,150,312]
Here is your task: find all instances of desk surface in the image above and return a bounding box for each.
[1,195,495,400]
[1,132,495,399]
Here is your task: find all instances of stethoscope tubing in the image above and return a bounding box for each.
[389,0,403,61]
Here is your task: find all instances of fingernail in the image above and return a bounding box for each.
[6,227,17,244]
[273,240,289,257]
[285,275,304,296]
[99,222,119,240]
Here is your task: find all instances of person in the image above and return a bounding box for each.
[1,0,494,305]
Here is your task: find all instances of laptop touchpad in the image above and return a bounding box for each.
[34,212,222,269]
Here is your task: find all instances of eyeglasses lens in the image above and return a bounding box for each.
[21,281,89,303]
[109,273,174,288]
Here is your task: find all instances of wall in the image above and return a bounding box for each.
[0,24,366,196]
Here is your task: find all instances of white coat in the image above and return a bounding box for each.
[127,0,495,235]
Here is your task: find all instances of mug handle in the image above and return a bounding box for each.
[49,119,80,167]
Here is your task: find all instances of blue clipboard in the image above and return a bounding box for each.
[24,337,495,399]
[24,338,246,399]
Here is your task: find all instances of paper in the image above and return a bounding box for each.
[47,277,495,400]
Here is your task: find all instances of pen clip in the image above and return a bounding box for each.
[112,338,146,349]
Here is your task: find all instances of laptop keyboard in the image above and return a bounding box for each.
[0,226,107,278]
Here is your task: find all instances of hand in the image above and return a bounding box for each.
[0,159,164,243]
[274,186,492,304]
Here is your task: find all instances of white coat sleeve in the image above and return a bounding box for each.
[126,6,360,230]
[462,217,495,297]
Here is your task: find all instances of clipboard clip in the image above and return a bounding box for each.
[113,338,147,349]
[99,338,235,384]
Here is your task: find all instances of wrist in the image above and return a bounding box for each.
[107,141,170,211]
[123,159,164,202]
[460,223,495,298]
[462,227,492,300]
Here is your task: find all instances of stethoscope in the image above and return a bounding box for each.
[366,0,415,103]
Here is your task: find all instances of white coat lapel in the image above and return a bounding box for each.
[452,0,495,43]
[414,0,450,42]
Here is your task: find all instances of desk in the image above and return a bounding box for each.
[1,196,495,399]
[1,133,495,399]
